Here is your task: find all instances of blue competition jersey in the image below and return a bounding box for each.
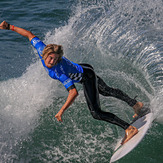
[31,37,83,90]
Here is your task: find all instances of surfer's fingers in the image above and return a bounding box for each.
[0,20,5,26]
[0,21,8,29]
[55,114,63,122]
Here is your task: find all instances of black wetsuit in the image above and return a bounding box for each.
[80,64,137,130]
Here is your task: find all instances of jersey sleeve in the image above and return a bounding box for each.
[59,74,75,90]
[31,37,46,59]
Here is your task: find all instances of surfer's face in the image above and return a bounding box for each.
[45,53,59,68]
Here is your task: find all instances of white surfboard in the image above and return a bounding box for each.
[110,109,153,163]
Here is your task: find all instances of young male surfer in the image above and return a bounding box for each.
[0,21,143,144]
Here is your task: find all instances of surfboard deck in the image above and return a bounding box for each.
[110,108,153,163]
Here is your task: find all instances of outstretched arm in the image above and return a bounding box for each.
[0,21,35,41]
[55,88,78,122]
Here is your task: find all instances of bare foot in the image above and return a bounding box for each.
[133,102,144,118]
[121,126,138,145]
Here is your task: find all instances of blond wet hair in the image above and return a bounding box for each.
[42,44,63,63]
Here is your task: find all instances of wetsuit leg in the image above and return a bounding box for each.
[80,65,130,130]
[97,76,137,107]
[79,64,137,107]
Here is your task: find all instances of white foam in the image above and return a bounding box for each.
[0,60,65,141]
[151,90,163,123]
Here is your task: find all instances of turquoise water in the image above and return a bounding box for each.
[0,0,163,162]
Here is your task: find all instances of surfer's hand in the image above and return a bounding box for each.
[0,21,10,30]
[55,110,63,122]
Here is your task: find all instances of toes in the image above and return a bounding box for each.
[133,113,138,118]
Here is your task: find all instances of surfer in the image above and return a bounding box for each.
[0,21,143,144]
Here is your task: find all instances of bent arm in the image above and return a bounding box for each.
[55,88,78,122]
[0,21,35,41]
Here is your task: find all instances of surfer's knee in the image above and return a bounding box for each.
[90,111,101,120]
